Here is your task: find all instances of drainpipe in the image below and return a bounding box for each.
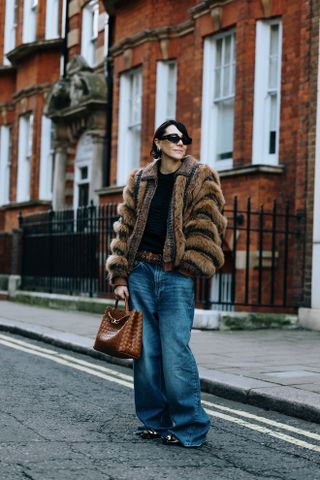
[61,0,69,78]
[103,15,115,187]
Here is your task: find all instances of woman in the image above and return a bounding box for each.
[106,120,227,447]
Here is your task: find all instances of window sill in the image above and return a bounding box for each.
[96,185,124,196]
[218,163,285,178]
[0,199,51,211]
[6,38,63,65]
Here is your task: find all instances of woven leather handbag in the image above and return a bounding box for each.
[93,297,142,359]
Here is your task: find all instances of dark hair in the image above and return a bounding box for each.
[150,119,192,159]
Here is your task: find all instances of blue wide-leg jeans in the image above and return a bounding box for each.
[128,260,211,447]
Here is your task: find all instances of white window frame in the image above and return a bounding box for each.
[45,0,60,39]
[117,68,142,185]
[0,126,12,205]
[39,117,54,200]
[81,0,99,67]
[252,19,282,165]
[201,30,236,171]
[155,60,177,128]
[104,13,109,56]
[60,0,67,75]
[73,162,91,209]
[3,0,18,64]
[17,114,33,202]
[23,0,38,43]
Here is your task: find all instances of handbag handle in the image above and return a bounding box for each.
[114,296,130,312]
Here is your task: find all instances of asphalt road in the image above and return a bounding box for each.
[0,333,320,480]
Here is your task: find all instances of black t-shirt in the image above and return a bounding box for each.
[138,165,176,254]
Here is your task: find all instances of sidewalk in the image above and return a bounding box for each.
[1,300,320,423]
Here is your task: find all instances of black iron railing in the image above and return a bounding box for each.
[19,197,305,312]
[19,203,118,298]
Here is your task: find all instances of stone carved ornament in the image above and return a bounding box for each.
[44,55,107,116]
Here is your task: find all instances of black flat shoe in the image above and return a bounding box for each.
[136,429,162,439]
[162,433,182,446]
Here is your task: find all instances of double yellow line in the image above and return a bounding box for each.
[1,333,320,453]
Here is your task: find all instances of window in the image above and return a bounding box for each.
[45,0,59,39]
[74,164,90,208]
[17,114,33,202]
[0,126,12,205]
[201,30,236,170]
[3,0,18,64]
[104,12,109,56]
[252,19,282,165]
[81,0,99,67]
[117,68,142,185]
[23,0,37,43]
[155,60,177,128]
[39,117,54,200]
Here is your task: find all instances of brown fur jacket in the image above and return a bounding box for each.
[106,155,227,288]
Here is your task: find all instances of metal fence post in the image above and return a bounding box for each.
[48,208,54,293]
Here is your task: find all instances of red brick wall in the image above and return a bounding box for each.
[106,0,312,213]
[103,0,313,308]
[0,0,62,232]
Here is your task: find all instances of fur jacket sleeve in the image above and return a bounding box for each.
[177,164,227,278]
[105,169,138,289]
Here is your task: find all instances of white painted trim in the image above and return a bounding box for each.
[0,126,11,205]
[73,133,94,209]
[81,0,98,67]
[73,161,91,210]
[252,19,282,165]
[45,0,59,39]
[117,73,130,186]
[3,0,16,64]
[104,12,109,56]
[60,0,67,76]
[117,68,142,185]
[200,32,235,171]
[73,162,91,210]
[17,114,33,202]
[201,37,215,168]
[23,0,37,43]
[155,60,177,128]
[39,116,53,201]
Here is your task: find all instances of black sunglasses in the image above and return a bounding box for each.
[159,134,192,145]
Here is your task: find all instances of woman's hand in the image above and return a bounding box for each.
[114,285,129,300]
